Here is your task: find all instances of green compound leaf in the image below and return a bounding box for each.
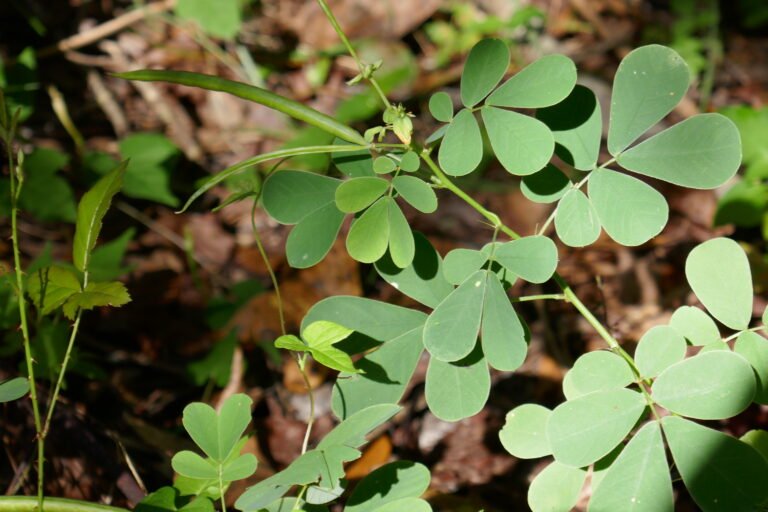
[62,281,131,320]
[528,461,587,512]
[555,189,601,247]
[0,377,29,403]
[221,453,258,481]
[442,248,489,285]
[487,54,577,108]
[73,161,126,273]
[428,91,453,123]
[301,321,359,374]
[398,151,420,173]
[424,270,487,362]
[172,451,218,480]
[547,388,646,468]
[335,177,388,213]
[634,325,687,379]
[685,237,753,331]
[537,85,602,171]
[562,351,635,400]
[375,232,453,309]
[438,109,483,176]
[481,272,528,371]
[617,114,741,189]
[662,416,768,512]
[175,0,242,39]
[262,171,339,224]
[608,45,690,155]
[460,39,509,108]
[499,404,552,459]
[387,199,415,268]
[345,461,430,512]
[425,343,490,422]
[734,331,768,404]
[373,156,397,175]
[588,168,668,246]
[392,176,437,214]
[494,236,558,284]
[669,306,720,346]
[346,197,390,264]
[27,266,81,316]
[588,421,673,512]
[286,203,345,269]
[182,393,252,462]
[521,164,571,204]
[482,106,554,176]
[651,351,755,420]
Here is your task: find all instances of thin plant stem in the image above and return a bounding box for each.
[511,293,567,303]
[219,467,227,512]
[298,357,316,455]
[250,201,285,336]
[723,325,767,342]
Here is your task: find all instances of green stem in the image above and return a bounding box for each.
[0,497,128,512]
[511,293,567,303]
[298,358,316,455]
[724,325,767,342]
[219,466,227,512]
[250,201,286,336]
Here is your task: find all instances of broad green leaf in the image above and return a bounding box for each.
[714,180,768,228]
[652,351,755,419]
[175,0,242,39]
[188,332,239,387]
[741,430,768,463]
[317,404,400,450]
[487,54,577,108]
[345,461,430,512]
[429,91,453,122]
[311,345,359,374]
[303,321,353,348]
[306,482,344,506]
[0,377,29,403]
[73,162,127,272]
[62,281,130,320]
[634,325,686,378]
[494,236,558,284]
[608,45,690,155]
[734,331,768,404]
[521,164,571,204]
[274,335,309,352]
[662,416,768,512]
[424,270,487,362]
[331,327,424,419]
[373,156,397,175]
[27,266,81,315]
[346,197,390,264]
[387,199,415,268]
[562,351,635,400]
[482,106,554,176]
[371,498,431,512]
[547,388,646,468]
[303,296,426,341]
[617,114,741,189]
[398,151,420,172]
[481,272,528,371]
[119,133,180,207]
[719,105,768,175]
[375,233,453,308]
[442,248,489,285]
[438,109,483,176]
[555,189,601,247]
[88,228,135,282]
[332,139,374,177]
[392,176,437,213]
[262,171,340,224]
[528,461,587,512]
[172,451,218,480]
[425,343,490,422]
[221,453,258,481]
[335,177,388,213]
[460,39,509,107]
[588,422,673,512]
[19,148,77,222]
[591,446,624,492]
[685,237,753,330]
[286,202,345,268]
[669,306,720,346]
[499,404,552,459]
[588,169,668,246]
[182,393,252,462]
[537,85,602,170]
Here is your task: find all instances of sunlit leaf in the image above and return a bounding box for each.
[669,306,720,346]
[346,198,390,264]
[634,325,686,379]
[460,39,509,107]
[528,461,587,512]
[562,351,634,400]
[335,177,389,213]
[494,236,558,284]
[438,109,483,176]
[482,106,554,176]
[734,331,768,404]
[499,404,552,459]
[387,199,415,268]
[425,343,490,422]
[442,248,489,286]
[345,461,430,512]
[428,91,453,122]
[555,189,601,247]
[487,54,577,108]
[392,176,437,213]
[481,272,527,371]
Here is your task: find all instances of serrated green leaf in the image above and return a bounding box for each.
[482,106,554,176]
[429,91,453,122]
[652,351,755,419]
[73,162,126,272]
[588,421,673,512]
[562,351,635,400]
[685,237,753,330]
[62,281,130,319]
[442,248,489,285]
[617,114,741,189]
[487,54,577,108]
[0,377,29,403]
[438,109,483,176]
[425,343,490,422]
[392,176,437,213]
[734,331,768,404]
[634,325,686,378]
[460,39,509,107]
[335,177,388,213]
[662,416,768,512]
[387,199,415,268]
[608,45,690,155]
[345,461,430,512]
[182,393,252,462]
[172,451,218,480]
[521,164,571,204]
[346,197,390,264]
[669,305,720,346]
[528,461,587,512]
[537,85,602,171]
[547,388,646,467]
[555,189,601,247]
[494,236,558,284]
[27,266,81,316]
[481,272,528,371]
[424,270,486,362]
[588,168,668,246]
[285,202,345,269]
[499,404,552,459]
